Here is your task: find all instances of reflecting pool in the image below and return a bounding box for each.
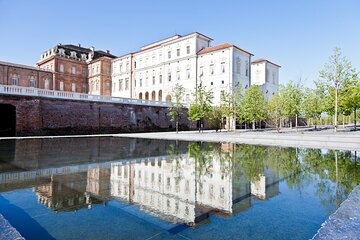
[0,137,359,240]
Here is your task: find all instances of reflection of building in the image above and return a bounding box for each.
[35,167,110,211]
[110,146,280,225]
[250,167,280,200]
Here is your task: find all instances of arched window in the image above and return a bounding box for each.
[166,95,172,102]
[11,75,18,85]
[145,92,149,100]
[44,79,50,89]
[29,77,36,88]
[151,91,156,101]
[139,92,143,99]
[158,90,162,101]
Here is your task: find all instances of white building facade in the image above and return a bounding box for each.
[251,58,281,100]
[111,32,279,105]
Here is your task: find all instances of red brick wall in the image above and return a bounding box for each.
[0,95,195,136]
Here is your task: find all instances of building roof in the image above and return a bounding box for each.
[0,60,52,73]
[197,43,253,56]
[252,58,281,67]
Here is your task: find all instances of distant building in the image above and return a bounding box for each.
[0,61,53,89]
[251,58,281,100]
[37,44,116,95]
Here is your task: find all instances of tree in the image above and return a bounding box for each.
[281,81,303,129]
[220,86,243,131]
[167,83,185,133]
[319,47,356,132]
[242,85,267,130]
[188,84,214,132]
[301,88,323,129]
[339,76,360,130]
[267,92,284,132]
[208,106,223,131]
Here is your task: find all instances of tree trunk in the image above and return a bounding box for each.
[176,118,179,133]
[334,89,338,132]
[295,114,298,132]
[252,119,256,130]
[342,114,345,128]
[354,108,357,130]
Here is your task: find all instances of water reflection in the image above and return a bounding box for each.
[0,137,359,226]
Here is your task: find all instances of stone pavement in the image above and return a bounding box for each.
[312,185,360,240]
[115,130,360,151]
[0,214,24,240]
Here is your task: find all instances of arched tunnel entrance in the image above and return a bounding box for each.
[0,104,16,137]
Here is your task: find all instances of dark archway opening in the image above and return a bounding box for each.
[0,104,16,137]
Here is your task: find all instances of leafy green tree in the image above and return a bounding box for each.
[242,85,267,130]
[339,76,360,129]
[220,86,243,131]
[208,106,223,131]
[267,92,285,132]
[167,83,185,133]
[319,47,356,132]
[301,88,323,129]
[281,81,303,129]
[188,84,214,132]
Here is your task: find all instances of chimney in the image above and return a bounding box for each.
[90,46,95,51]
[78,43,81,47]
[106,50,110,54]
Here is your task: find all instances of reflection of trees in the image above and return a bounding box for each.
[167,142,184,184]
[300,148,360,213]
[188,142,214,177]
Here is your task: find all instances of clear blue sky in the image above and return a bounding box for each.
[1,0,359,87]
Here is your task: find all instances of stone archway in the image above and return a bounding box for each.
[158,90,162,101]
[151,91,156,101]
[139,92,143,99]
[165,95,172,102]
[145,92,149,100]
[0,104,16,137]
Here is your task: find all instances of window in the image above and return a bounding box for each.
[186,46,190,54]
[199,66,204,76]
[11,75,18,85]
[176,70,180,80]
[211,82,213,86]
[186,68,190,79]
[159,74,162,84]
[236,57,241,74]
[125,78,129,90]
[59,64,64,73]
[29,77,36,87]
[119,79,123,91]
[60,81,64,91]
[106,82,110,90]
[168,72,171,82]
[152,55,155,64]
[221,80,224,84]
[245,61,249,76]
[72,83,76,92]
[140,78,142,87]
[44,79,49,89]
[210,64,214,75]
[176,48,180,57]
[152,75,155,85]
[134,79,136,87]
[71,66,76,75]
[221,62,225,73]
[168,51,171,59]
[126,62,129,71]
[119,63,123,72]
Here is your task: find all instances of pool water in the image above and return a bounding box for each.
[0,137,359,240]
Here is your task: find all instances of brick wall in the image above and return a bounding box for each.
[0,95,195,136]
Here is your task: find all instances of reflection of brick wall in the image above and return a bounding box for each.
[0,95,195,136]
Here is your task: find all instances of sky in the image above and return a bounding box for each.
[0,0,359,87]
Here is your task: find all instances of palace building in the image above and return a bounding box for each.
[111,32,264,105]
[37,44,116,95]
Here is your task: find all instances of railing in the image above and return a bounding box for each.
[0,84,170,107]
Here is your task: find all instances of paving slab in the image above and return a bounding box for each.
[312,185,360,240]
[0,214,24,240]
